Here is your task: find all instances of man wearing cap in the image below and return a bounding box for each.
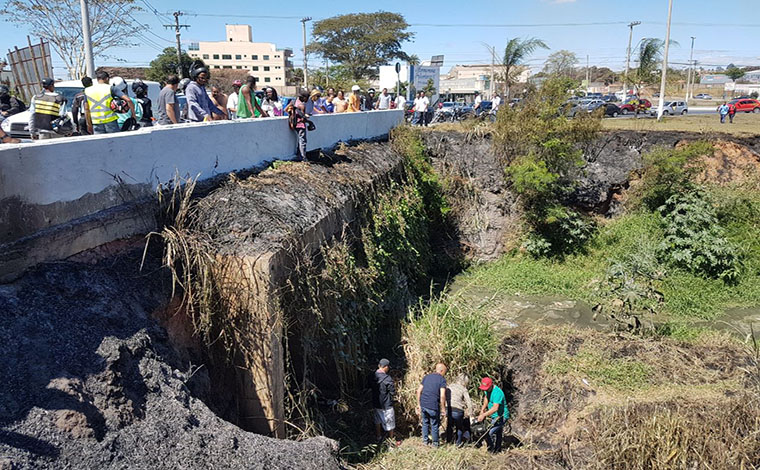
[370,359,398,444]
[417,363,447,447]
[28,78,65,140]
[348,85,362,112]
[476,377,509,453]
[227,79,241,119]
[306,89,327,115]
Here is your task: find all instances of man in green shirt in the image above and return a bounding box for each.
[237,75,267,119]
[476,377,509,453]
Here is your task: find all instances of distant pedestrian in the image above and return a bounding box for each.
[260,87,283,117]
[334,90,348,113]
[376,88,392,110]
[370,359,398,445]
[157,74,180,125]
[227,79,241,119]
[473,92,482,115]
[417,363,447,448]
[186,66,225,122]
[492,93,502,112]
[85,70,132,135]
[348,85,362,112]
[237,75,267,119]
[476,377,509,453]
[362,88,376,111]
[718,102,729,123]
[71,77,93,135]
[728,102,737,123]
[28,77,66,140]
[0,85,26,118]
[414,91,430,127]
[132,79,153,127]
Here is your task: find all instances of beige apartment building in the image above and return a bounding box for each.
[188,25,294,89]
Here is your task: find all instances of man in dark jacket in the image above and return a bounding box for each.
[0,85,25,118]
[370,358,397,444]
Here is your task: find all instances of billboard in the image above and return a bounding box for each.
[6,37,53,101]
[409,65,440,102]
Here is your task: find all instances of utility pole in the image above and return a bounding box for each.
[481,43,496,99]
[163,12,190,78]
[685,36,695,102]
[586,54,590,91]
[325,58,329,87]
[656,0,674,121]
[301,17,312,90]
[79,0,95,77]
[623,21,641,100]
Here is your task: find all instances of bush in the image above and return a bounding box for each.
[637,141,713,210]
[657,190,740,283]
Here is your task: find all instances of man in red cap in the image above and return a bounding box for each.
[476,377,509,453]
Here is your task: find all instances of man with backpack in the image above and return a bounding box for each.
[84,70,134,135]
[132,79,153,127]
[286,89,312,161]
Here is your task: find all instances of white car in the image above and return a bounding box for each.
[650,101,688,116]
[1,79,160,138]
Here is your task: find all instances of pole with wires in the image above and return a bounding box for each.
[301,17,312,90]
[685,36,695,102]
[164,12,190,78]
[623,21,640,100]
[79,0,95,77]
[656,0,674,121]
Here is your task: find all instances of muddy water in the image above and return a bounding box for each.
[450,280,760,336]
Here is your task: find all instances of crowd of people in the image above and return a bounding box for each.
[371,359,509,453]
[0,65,406,152]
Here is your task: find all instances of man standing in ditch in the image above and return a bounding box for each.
[371,358,398,445]
[476,377,509,453]
[417,363,447,447]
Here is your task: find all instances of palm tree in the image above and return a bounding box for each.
[629,38,679,94]
[501,37,548,98]
[407,54,420,66]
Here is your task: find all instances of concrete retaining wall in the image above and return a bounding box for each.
[0,110,403,280]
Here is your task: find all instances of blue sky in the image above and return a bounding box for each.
[3,0,759,79]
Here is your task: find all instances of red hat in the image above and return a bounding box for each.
[478,377,493,391]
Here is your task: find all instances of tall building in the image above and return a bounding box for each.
[188,25,294,89]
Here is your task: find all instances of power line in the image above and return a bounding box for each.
[140,0,172,23]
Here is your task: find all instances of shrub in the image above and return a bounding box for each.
[657,190,740,283]
[637,141,713,210]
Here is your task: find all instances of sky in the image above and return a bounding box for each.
[3,0,759,79]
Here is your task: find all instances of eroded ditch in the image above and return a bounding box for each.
[2,128,759,469]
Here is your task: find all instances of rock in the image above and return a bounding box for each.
[54,410,94,439]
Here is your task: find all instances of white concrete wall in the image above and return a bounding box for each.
[0,110,403,206]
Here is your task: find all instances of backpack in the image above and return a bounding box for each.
[110,97,130,114]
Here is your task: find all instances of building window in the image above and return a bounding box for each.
[276,77,282,81]
[235,54,242,60]
[223,66,232,69]
[264,77,271,83]
[252,55,258,60]
[275,66,281,69]
[236,66,243,69]
[189,42,199,51]
[213,54,219,59]
[264,66,270,71]
[222,54,232,60]
[263,55,270,60]
[202,54,209,59]
[275,55,280,58]
[254,77,260,82]
[213,65,220,69]
[252,66,259,71]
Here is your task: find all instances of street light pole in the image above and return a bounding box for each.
[301,17,312,90]
[79,0,95,77]
[685,36,695,102]
[656,0,674,121]
[623,21,641,100]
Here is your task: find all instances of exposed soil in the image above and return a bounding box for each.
[0,242,340,470]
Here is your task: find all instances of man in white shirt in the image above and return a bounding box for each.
[227,79,241,119]
[376,88,392,110]
[416,92,430,126]
[394,93,406,110]
[473,92,482,115]
[492,94,502,112]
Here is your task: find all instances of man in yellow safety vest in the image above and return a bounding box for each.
[84,70,134,135]
[28,77,65,140]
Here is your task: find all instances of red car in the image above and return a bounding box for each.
[729,98,760,113]
[619,98,652,115]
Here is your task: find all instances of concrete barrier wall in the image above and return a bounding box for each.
[0,110,403,279]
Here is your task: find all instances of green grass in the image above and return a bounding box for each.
[546,350,653,391]
[601,112,760,137]
[458,197,760,320]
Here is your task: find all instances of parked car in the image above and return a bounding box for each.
[619,98,652,115]
[584,99,607,113]
[649,101,688,116]
[604,103,622,117]
[586,92,603,99]
[695,93,713,100]
[728,98,760,113]
[1,79,160,138]
[602,94,619,102]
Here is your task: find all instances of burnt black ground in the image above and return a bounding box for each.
[0,245,340,470]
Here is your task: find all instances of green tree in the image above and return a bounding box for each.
[308,12,414,80]
[310,64,370,91]
[146,48,199,82]
[501,37,549,98]
[725,67,745,87]
[626,38,678,93]
[407,54,420,66]
[2,0,143,79]
[423,78,436,97]
[542,50,578,77]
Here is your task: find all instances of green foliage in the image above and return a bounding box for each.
[657,190,741,283]
[422,78,436,97]
[637,141,713,210]
[310,64,371,92]
[308,12,414,80]
[542,50,578,77]
[725,66,746,82]
[523,205,596,258]
[546,349,652,391]
[147,47,200,83]
[501,37,549,94]
[625,38,678,90]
